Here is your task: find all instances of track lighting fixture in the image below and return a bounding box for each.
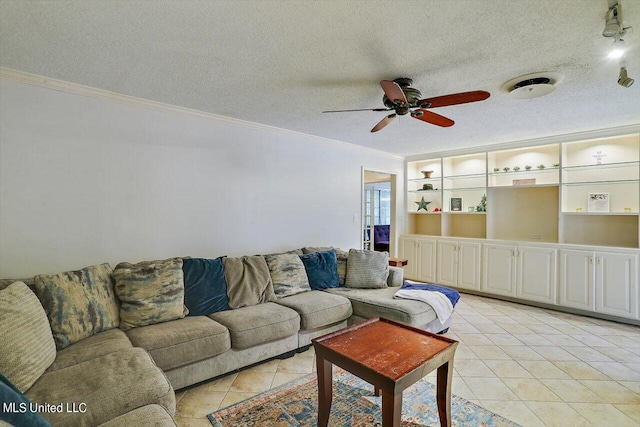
[618,67,634,88]
[603,3,622,37]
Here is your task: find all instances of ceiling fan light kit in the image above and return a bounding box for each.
[501,72,564,99]
[323,77,490,133]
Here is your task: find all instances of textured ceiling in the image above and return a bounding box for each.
[1,0,639,156]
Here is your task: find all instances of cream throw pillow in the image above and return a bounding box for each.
[0,282,56,392]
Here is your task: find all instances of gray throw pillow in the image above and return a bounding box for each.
[345,249,389,289]
[114,258,187,331]
[264,253,311,298]
[223,256,277,309]
[34,263,120,349]
[0,282,56,392]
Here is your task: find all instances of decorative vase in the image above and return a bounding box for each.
[421,170,434,179]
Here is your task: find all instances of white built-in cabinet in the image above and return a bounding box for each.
[560,249,638,318]
[399,236,437,283]
[400,235,638,321]
[437,240,481,291]
[402,131,640,323]
[481,243,557,304]
[517,246,558,304]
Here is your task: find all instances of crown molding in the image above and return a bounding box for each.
[405,124,640,161]
[0,67,403,160]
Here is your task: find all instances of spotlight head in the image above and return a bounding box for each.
[603,18,620,37]
[603,4,622,37]
[618,67,634,88]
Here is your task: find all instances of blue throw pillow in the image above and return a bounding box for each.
[182,257,231,316]
[0,372,51,426]
[299,250,341,290]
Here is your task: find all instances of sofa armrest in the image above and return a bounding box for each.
[387,266,404,287]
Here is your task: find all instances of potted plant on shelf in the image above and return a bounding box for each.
[513,166,520,172]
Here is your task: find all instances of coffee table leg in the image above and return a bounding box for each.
[381,390,402,427]
[316,357,332,427]
[436,360,453,427]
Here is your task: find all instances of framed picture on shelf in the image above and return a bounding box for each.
[450,197,463,212]
[587,193,609,212]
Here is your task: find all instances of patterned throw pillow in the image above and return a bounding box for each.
[222,256,277,309]
[302,247,348,285]
[114,258,187,331]
[264,253,311,298]
[345,249,389,289]
[299,250,341,290]
[0,282,56,392]
[34,263,120,349]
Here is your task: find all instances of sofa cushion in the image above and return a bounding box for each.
[325,287,437,327]
[276,290,352,330]
[222,256,277,309]
[345,249,389,289]
[34,263,120,349]
[0,281,56,392]
[0,372,51,427]
[299,250,341,290]
[302,247,348,285]
[47,328,132,372]
[125,316,230,371]
[209,302,299,350]
[114,258,187,331]
[26,348,176,426]
[182,257,230,316]
[264,252,311,298]
[98,404,176,427]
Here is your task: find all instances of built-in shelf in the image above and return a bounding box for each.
[562,212,639,216]
[489,167,559,176]
[563,179,638,186]
[443,173,486,180]
[563,160,639,171]
[407,133,639,247]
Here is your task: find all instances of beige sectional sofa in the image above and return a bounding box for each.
[0,248,444,427]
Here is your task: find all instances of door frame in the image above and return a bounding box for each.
[361,167,397,256]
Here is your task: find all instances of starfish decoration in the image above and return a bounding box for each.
[415,197,431,212]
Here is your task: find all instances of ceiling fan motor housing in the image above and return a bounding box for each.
[382,78,423,114]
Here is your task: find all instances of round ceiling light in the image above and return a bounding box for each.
[501,72,564,99]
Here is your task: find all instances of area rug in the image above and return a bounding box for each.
[208,369,521,426]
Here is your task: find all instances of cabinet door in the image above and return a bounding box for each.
[517,246,558,304]
[482,244,516,296]
[417,238,437,283]
[596,252,638,319]
[398,238,418,280]
[559,250,595,311]
[437,241,458,287]
[458,242,482,291]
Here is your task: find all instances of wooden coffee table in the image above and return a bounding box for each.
[312,317,458,427]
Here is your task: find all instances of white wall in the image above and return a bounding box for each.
[0,78,404,277]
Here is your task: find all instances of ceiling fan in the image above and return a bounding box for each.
[323,78,490,132]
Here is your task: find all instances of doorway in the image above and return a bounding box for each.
[362,169,396,255]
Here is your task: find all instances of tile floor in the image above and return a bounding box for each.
[174,294,640,427]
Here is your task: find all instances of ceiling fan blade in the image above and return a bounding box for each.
[322,108,392,113]
[371,114,397,132]
[380,80,407,105]
[412,110,454,127]
[418,90,490,108]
